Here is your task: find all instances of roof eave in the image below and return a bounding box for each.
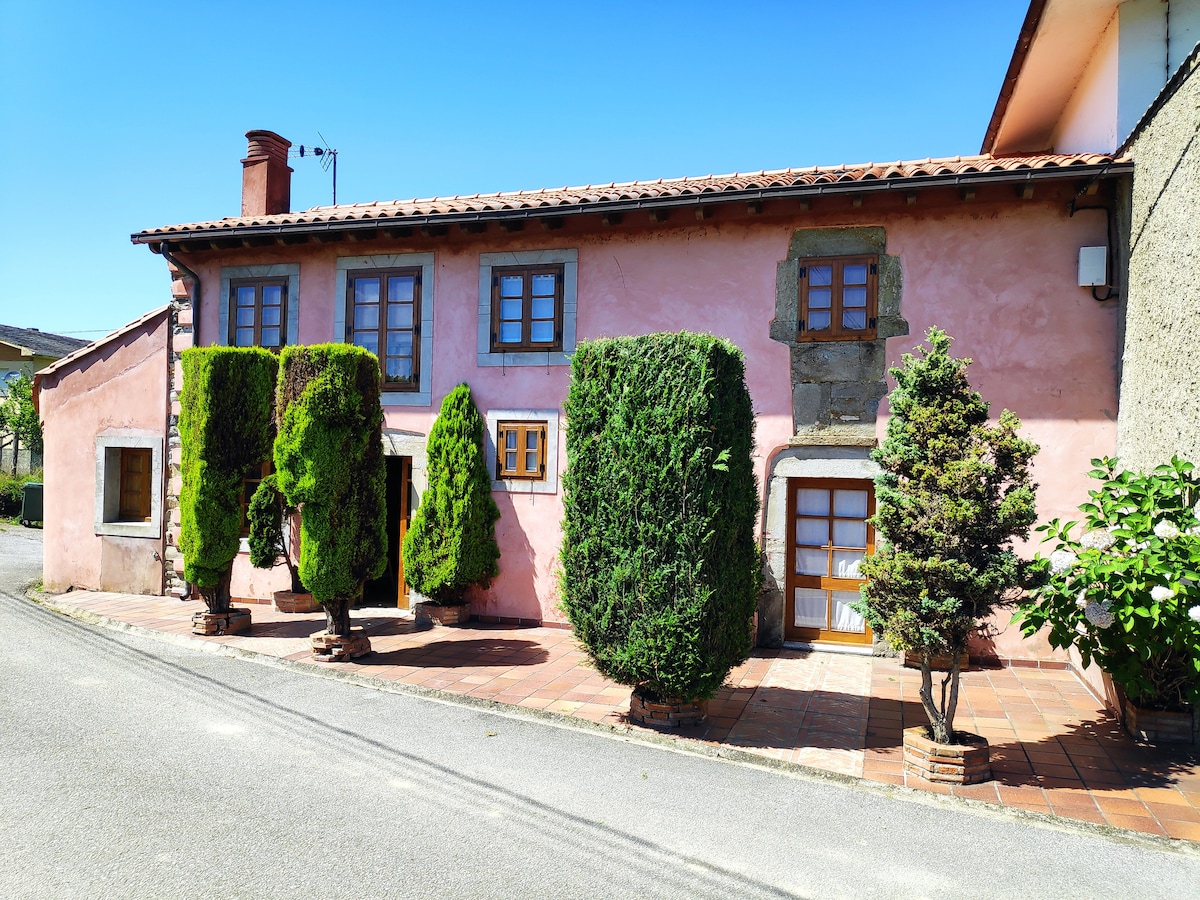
[132,160,1132,247]
[981,0,1050,154]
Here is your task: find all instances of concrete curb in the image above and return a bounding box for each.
[27,589,1200,857]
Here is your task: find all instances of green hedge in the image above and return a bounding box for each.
[178,347,278,588]
[561,332,760,702]
[402,383,500,602]
[274,344,387,606]
[0,469,42,517]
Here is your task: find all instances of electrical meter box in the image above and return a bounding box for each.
[1078,246,1107,287]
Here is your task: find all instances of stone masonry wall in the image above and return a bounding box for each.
[163,263,193,597]
[1116,49,1200,469]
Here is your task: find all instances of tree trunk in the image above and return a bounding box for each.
[198,569,233,615]
[917,649,963,744]
[323,597,352,637]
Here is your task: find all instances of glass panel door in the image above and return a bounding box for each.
[785,477,875,645]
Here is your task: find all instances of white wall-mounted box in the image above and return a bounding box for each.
[1079,246,1108,287]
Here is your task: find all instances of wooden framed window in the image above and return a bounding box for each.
[230,277,288,348]
[490,265,563,352]
[118,448,153,523]
[784,478,875,645]
[240,460,272,538]
[346,267,421,391]
[496,421,546,480]
[797,256,878,341]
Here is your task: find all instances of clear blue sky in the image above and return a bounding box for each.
[0,1,1028,338]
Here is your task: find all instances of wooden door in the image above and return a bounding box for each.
[784,478,875,645]
[396,457,413,609]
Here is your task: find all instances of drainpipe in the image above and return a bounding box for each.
[159,241,201,346]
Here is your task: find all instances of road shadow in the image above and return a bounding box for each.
[355,638,550,669]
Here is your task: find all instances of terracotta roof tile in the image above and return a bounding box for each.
[133,153,1127,241]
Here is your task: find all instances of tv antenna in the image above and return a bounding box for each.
[291,132,339,205]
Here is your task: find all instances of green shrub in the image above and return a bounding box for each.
[402,383,500,603]
[0,469,42,517]
[560,332,759,703]
[178,347,278,611]
[1016,456,1200,712]
[0,373,43,458]
[855,328,1039,743]
[274,344,387,634]
[248,473,303,593]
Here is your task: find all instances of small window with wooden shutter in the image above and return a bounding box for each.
[496,421,547,480]
[797,255,878,341]
[118,448,153,522]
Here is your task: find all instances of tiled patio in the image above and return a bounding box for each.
[39,590,1200,843]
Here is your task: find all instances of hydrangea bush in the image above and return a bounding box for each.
[1015,456,1200,713]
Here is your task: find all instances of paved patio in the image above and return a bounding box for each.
[37,590,1200,843]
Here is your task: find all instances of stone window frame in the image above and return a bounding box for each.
[95,433,164,538]
[484,408,561,494]
[219,264,300,348]
[478,249,577,368]
[335,253,435,407]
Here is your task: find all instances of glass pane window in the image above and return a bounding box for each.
[799,255,877,341]
[491,266,563,351]
[347,267,421,391]
[497,421,546,480]
[229,278,288,349]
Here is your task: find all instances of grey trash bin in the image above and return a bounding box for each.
[20,481,42,527]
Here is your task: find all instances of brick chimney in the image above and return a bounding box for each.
[241,130,292,217]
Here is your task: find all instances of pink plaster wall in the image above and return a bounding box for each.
[39,311,169,594]
[178,186,1117,652]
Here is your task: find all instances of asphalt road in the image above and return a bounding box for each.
[2,527,1200,898]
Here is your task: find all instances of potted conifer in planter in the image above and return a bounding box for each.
[1016,456,1200,743]
[273,344,388,660]
[402,382,500,626]
[178,347,278,635]
[561,333,760,728]
[247,473,317,613]
[855,329,1039,782]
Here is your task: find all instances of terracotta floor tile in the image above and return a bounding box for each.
[1161,819,1200,841]
[1050,807,1107,825]
[1102,814,1168,836]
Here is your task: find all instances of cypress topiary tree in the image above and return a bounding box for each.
[402,382,500,603]
[855,328,1039,745]
[273,344,387,636]
[178,347,278,613]
[561,332,760,705]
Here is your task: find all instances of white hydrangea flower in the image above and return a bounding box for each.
[1193,499,1200,520]
[1125,538,1151,552]
[1084,601,1115,628]
[1187,525,1200,537]
[1075,590,1089,609]
[1154,520,1181,540]
[1049,549,1077,574]
[1150,585,1175,603]
[1189,606,1200,623]
[1080,529,1116,551]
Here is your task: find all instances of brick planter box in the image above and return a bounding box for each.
[415,602,472,627]
[903,651,964,672]
[903,725,992,784]
[192,608,252,636]
[310,628,372,663]
[274,590,320,614]
[629,689,707,728]
[1124,699,1198,744]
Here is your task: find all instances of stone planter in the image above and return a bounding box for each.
[192,608,252,636]
[415,601,472,627]
[310,628,372,663]
[903,725,992,784]
[628,688,707,728]
[1123,699,1198,745]
[274,590,319,614]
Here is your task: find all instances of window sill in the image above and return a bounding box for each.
[477,350,571,368]
[95,521,160,538]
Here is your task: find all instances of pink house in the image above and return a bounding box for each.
[38,0,1197,669]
